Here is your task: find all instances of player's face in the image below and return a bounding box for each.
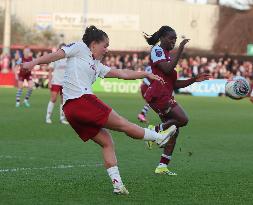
[23,48,30,57]
[91,37,109,60]
[161,31,177,50]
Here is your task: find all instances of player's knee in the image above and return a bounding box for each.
[104,138,114,148]
[51,97,57,103]
[179,117,189,127]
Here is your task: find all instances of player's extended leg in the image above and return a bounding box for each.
[46,91,58,123]
[155,104,189,175]
[24,80,34,107]
[15,80,23,107]
[92,128,129,195]
[104,110,177,147]
[137,104,150,123]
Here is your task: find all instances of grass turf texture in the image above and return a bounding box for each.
[0,88,252,205]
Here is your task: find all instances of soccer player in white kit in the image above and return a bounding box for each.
[21,26,177,195]
[46,44,68,124]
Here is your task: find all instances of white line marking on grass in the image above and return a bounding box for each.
[0,163,103,173]
[0,155,35,160]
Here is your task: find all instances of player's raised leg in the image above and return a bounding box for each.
[104,110,177,147]
[137,104,150,123]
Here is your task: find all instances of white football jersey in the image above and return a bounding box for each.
[61,41,111,104]
[51,58,67,86]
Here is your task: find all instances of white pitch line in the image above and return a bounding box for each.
[0,163,103,173]
[0,155,35,160]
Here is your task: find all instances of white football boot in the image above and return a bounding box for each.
[46,118,52,124]
[155,125,177,148]
[113,185,129,195]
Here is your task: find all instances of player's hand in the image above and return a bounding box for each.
[147,73,165,85]
[20,61,35,71]
[194,73,212,82]
[48,81,52,89]
[179,39,190,49]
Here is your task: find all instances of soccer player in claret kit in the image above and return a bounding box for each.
[46,43,68,124]
[15,47,34,107]
[21,25,178,195]
[142,26,211,175]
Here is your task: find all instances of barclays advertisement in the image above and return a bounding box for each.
[93,78,227,97]
[179,79,226,97]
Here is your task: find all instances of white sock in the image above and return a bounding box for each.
[60,103,65,120]
[143,128,160,141]
[161,154,171,160]
[159,124,164,131]
[158,163,167,168]
[107,166,123,188]
[46,101,54,119]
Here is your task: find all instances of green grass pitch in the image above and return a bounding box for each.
[0,88,252,205]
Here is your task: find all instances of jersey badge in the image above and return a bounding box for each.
[155,49,162,57]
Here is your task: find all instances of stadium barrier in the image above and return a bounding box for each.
[93,78,142,94]
[0,73,16,87]
[0,74,226,97]
[178,79,226,97]
[93,78,227,97]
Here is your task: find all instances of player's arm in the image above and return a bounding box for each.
[105,68,165,84]
[21,50,65,71]
[174,73,211,89]
[157,39,189,75]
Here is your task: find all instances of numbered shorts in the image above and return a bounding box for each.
[63,94,112,142]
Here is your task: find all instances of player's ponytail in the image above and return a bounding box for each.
[82,25,108,47]
[143,31,160,46]
[143,26,175,46]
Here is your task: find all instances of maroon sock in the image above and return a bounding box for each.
[159,154,171,165]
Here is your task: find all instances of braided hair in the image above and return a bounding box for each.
[143,26,175,46]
